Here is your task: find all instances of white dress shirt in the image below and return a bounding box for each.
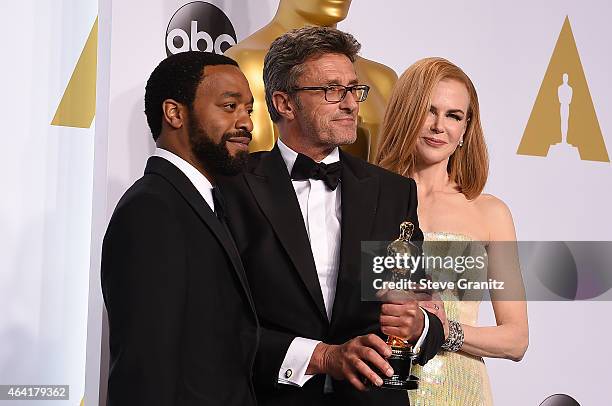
[152,148,215,211]
[276,139,341,388]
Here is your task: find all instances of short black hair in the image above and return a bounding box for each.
[144,51,239,141]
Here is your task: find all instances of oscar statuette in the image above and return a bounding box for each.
[379,221,421,390]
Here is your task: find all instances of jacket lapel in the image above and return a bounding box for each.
[145,157,257,315]
[330,151,379,328]
[244,146,328,322]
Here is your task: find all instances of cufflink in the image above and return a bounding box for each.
[284,369,293,379]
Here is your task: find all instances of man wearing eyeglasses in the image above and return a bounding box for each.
[218,27,444,406]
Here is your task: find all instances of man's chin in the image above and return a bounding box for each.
[230,150,249,162]
[218,152,249,175]
[335,133,358,146]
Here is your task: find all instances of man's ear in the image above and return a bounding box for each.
[272,91,296,121]
[162,99,185,130]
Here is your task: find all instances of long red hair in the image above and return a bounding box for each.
[376,57,488,200]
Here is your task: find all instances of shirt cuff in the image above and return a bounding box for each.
[277,337,321,387]
[413,307,430,354]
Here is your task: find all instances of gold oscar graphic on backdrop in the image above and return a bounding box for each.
[51,17,98,129]
[517,16,609,162]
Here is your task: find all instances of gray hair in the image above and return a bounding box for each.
[263,26,361,122]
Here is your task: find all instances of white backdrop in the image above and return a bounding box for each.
[94,1,612,405]
[0,1,98,405]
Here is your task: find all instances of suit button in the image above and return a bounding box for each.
[284,369,293,379]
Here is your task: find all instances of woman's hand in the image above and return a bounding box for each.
[419,294,449,340]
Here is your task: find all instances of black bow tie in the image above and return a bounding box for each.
[290,153,342,191]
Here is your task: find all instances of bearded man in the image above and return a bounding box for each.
[101,51,258,406]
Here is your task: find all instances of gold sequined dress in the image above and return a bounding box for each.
[408,232,493,406]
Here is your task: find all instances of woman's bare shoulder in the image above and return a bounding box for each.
[474,193,509,213]
[474,194,516,240]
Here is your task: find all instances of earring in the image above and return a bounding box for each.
[459,138,464,147]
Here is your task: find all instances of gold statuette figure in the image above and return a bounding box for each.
[379,221,420,390]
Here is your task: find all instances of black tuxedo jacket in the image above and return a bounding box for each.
[218,146,444,406]
[101,157,259,406]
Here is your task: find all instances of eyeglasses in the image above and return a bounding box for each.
[291,84,370,103]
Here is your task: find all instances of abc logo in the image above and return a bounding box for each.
[166,1,237,56]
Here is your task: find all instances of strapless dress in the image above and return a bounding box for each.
[408,231,493,406]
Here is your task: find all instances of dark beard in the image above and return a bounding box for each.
[187,120,250,176]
